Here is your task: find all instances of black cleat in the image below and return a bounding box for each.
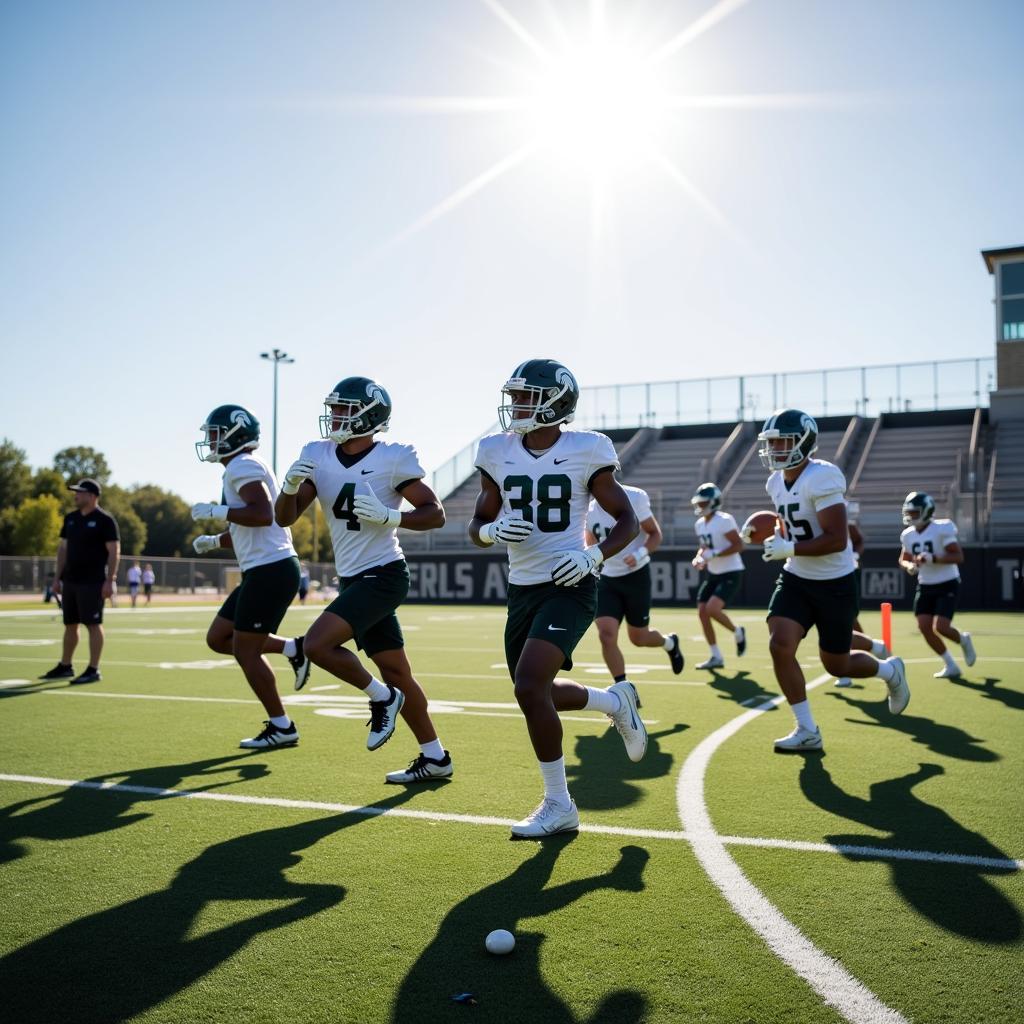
[289,635,312,691]
[666,633,684,675]
[39,663,74,680]
[71,668,101,685]
[736,627,747,658]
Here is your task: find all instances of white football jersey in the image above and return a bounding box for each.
[476,429,620,586]
[222,452,296,572]
[765,459,856,581]
[901,519,960,585]
[694,511,745,575]
[588,485,650,578]
[299,439,424,578]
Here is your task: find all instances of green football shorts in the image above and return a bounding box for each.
[504,575,597,676]
[326,558,410,656]
[766,569,859,654]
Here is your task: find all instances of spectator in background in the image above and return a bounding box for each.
[142,564,155,604]
[43,572,56,604]
[127,561,142,608]
[38,479,120,685]
[298,562,311,605]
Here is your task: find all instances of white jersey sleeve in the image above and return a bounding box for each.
[807,462,847,511]
[390,444,425,491]
[595,485,651,577]
[222,453,296,571]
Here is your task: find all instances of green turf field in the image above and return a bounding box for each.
[0,603,1021,1023]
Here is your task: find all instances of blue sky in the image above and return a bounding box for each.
[2,0,1020,503]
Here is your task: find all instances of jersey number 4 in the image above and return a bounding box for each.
[332,483,361,532]
[504,474,571,533]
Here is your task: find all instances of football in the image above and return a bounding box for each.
[741,509,782,544]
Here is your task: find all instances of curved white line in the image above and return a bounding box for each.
[677,675,910,1024]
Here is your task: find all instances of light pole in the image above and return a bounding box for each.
[259,348,294,474]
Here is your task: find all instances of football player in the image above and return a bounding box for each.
[690,482,746,669]
[192,404,310,749]
[586,482,683,687]
[470,359,642,839]
[744,409,910,752]
[898,491,976,678]
[275,377,452,783]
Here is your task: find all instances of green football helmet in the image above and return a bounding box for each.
[196,404,260,463]
[319,377,392,443]
[902,491,935,526]
[691,482,722,516]
[757,409,819,471]
[499,359,580,434]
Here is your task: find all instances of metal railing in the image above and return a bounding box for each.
[432,357,995,497]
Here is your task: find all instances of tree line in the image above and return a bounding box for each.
[0,439,333,562]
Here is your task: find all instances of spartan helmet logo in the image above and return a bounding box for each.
[366,383,385,404]
[800,413,814,433]
[555,366,577,392]
[230,409,251,428]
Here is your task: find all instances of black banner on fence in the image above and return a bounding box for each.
[405,547,1024,611]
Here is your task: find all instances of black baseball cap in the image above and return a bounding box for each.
[68,479,101,496]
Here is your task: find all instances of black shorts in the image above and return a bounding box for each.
[596,564,652,627]
[218,556,300,634]
[504,575,597,676]
[767,569,859,655]
[914,579,960,620]
[326,559,410,657]
[697,570,743,606]
[62,582,105,626]
[128,582,140,594]
[143,583,153,595]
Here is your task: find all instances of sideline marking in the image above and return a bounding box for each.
[677,675,910,1024]
[0,773,1017,872]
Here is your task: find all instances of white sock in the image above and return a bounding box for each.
[420,739,445,761]
[875,659,895,682]
[539,757,571,807]
[663,635,675,651]
[363,677,391,702]
[585,686,621,715]
[941,650,957,670]
[791,700,817,732]
[270,714,292,729]
[870,639,887,657]
[282,638,297,658]
[734,627,744,638]
[710,644,722,659]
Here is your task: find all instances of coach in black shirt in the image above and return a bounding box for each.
[39,479,120,685]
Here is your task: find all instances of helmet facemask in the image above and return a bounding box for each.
[195,418,259,463]
[319,396,390,444]
[691,483,722,516]
[499,381,576,434]
[757,421,818,471]
[902,492,935,527]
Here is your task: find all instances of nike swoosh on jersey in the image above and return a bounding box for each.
[547,625,566,631]
[361,469,373,475]
[554,458,568,465]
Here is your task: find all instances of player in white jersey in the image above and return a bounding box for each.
[690,482,746,669]
[745,409,910,752]
[898,491,976,678]
[470,359,643,840]
[586,483,684,685]
[191,404,309,750]
[275,377,452,784]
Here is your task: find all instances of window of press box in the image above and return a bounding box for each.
[1001,260,1024,297]
[1002,297,1024,341]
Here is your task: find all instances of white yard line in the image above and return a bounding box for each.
[677,674,910,1024]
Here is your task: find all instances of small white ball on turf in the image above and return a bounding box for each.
[485,929,515,955]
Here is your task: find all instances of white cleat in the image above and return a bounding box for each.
[607,681,647,762]
[933,665,962,679]
[239,720,299,749]
[961,632,976,667]
[385,751,453,784]
[697,656,725,670]
[367,686,405,751]
[510,797,579,839]
[834,677,853,688]
[884,656,911,713]
[774,725,823,752]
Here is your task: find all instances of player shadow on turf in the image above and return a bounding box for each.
[706,669,778,708]
[1,786,430,1024]
[566,724,689,811]
[799,758,1021,943]
[391,835,650,1023]
[0,753,274,864]
[828,691,999,763]
[946,674,1024,713]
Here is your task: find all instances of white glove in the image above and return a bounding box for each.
[740,525,754,545]
[282,458,315,495]
[479,515,534,545]
[918,551,934,564]
[762,528,795,562]
[352,493,402,527]
[193,534,221,555]
[905,562,919,576]
[551,547,604,587]
[692,555,707,571]
[191,502,229,523]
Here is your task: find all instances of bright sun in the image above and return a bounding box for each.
[528,39,667,172]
